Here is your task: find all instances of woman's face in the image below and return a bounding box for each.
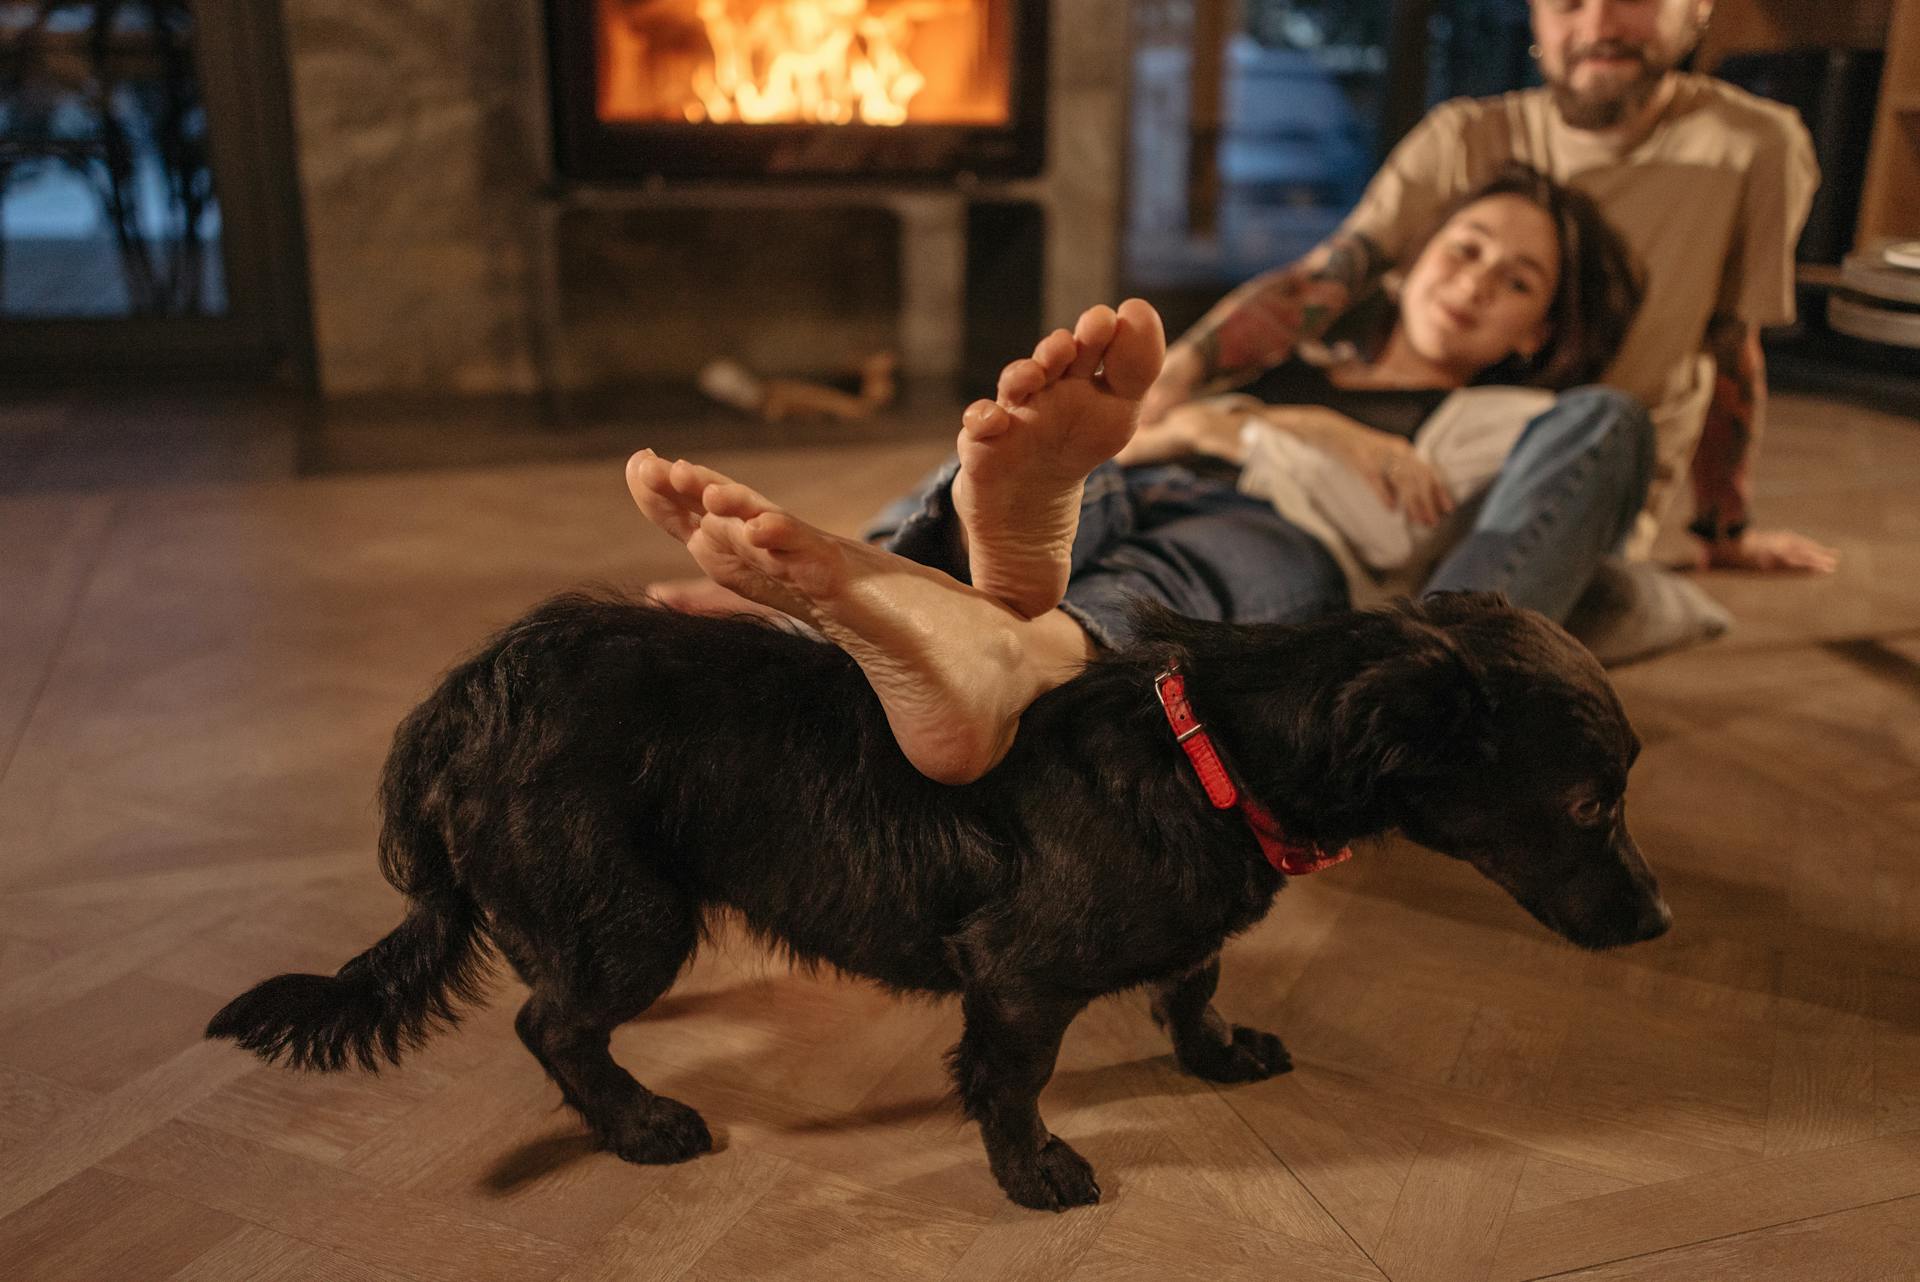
[1399,194,1560,380]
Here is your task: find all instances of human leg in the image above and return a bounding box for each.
[1056,476,1352,649]
[628,452,1094,784]
[1423,386,1655,622]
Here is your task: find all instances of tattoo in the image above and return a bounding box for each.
[1310,232,1381,292]
[1689,319,1760,543]
[1185,233,1385,388]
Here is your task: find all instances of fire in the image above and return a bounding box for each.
[594,0,1009,129]
[686,0,944,126]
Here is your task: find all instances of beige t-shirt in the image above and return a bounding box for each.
[1337,75,1819,551]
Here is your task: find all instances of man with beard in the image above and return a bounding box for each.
[1136,0,1835,618]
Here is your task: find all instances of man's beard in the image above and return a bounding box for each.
[1547,44,1671,129]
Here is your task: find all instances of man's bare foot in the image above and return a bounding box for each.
[624,450,1093,784]
[952,298,1166,619]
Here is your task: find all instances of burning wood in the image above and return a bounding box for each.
[596,0,1010,127]
[689,0,938,125]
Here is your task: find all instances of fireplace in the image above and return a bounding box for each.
[548,0,1049,182]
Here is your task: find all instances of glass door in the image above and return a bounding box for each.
[0,0,311,383]
[1124,0,1536,294]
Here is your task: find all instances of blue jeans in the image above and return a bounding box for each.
[1424,386,1656,622]
[866,460,1348,648]
[865,384,1656,645]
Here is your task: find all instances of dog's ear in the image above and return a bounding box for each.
[1322,614,1495,810]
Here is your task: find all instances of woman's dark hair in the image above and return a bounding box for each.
[1437,163,1644,390]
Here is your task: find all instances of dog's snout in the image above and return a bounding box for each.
[1635,895,1673,942]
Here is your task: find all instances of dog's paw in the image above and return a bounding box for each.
[998,1136,1102,1212]
[604,1095,713,1165]
[1176,1025,1293,1083]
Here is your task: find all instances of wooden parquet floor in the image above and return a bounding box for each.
[2,391,1918,1281]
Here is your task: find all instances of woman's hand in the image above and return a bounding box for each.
[1258,407,1455,527]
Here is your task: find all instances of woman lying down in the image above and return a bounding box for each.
[634,164,1644,785]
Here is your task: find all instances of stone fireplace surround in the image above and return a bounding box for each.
[280,0,1127,399]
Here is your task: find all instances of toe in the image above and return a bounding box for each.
[1098,299,1168,400]
[702,480,773,521]
[626,453,704,538]
[961,399,1013,440]
[1066,305,1118,378]
[669,459,737,502]
[998,357,1051,405]
[743,509,809,553]
[1031,328,1077,379]
[626,448,656,485]
[627,450,673,498]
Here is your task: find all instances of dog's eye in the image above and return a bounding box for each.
[1569,797,1614,826]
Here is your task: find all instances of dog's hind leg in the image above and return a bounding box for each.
[947,975,1097,1211]
[1148,956,1291,1083]
[506,891,712,1165]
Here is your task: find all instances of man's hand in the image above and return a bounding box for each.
[1695,527,1839,574]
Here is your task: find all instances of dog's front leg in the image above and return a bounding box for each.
[949,980,1097,1212]
[1149,955,1292,1083]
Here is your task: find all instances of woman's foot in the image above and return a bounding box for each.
[630,453,790,620]
[953,299,1165,619]
[625,451,1094,784]
[642,575,785,620]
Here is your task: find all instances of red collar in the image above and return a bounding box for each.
[1154,666,1352,877]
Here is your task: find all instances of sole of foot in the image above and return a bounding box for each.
[637,453,1088,783]
[952,298,1165,619]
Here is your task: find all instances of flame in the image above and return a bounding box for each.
[686,0,943,125]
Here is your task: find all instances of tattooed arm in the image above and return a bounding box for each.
[1689,318,1837,572]
[1139,232,1387,424]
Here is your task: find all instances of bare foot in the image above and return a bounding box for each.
[628,452,787,619]
[624,450,1093,784]
[642,576,785,620]
[952,298,1166,619]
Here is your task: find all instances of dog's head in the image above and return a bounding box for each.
[1222,592,1670,950]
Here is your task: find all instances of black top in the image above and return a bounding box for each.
[1240,361,1450,442]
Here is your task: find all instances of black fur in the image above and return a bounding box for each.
[206,590,1668,1210]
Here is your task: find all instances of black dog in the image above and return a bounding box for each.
[208,590,1669,1211]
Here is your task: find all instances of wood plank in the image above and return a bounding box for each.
[1489,1131,1920,1281]
[1766,955,1879,1155]
[1549,1192,1920,1281]
[1066,1190,1387,1282]
[936,1198,1121,1282]
[675,1164,990,1282]
[0,494,118,785]
[551,1150,790,1282]
[0,1040,257,1220]
[1371,1126,1530,1282]
[0,1168,242,1282]
[97,1120,578,1282]
[163,1225,415,1282]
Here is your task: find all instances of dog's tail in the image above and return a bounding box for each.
[207,678,493,1071]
